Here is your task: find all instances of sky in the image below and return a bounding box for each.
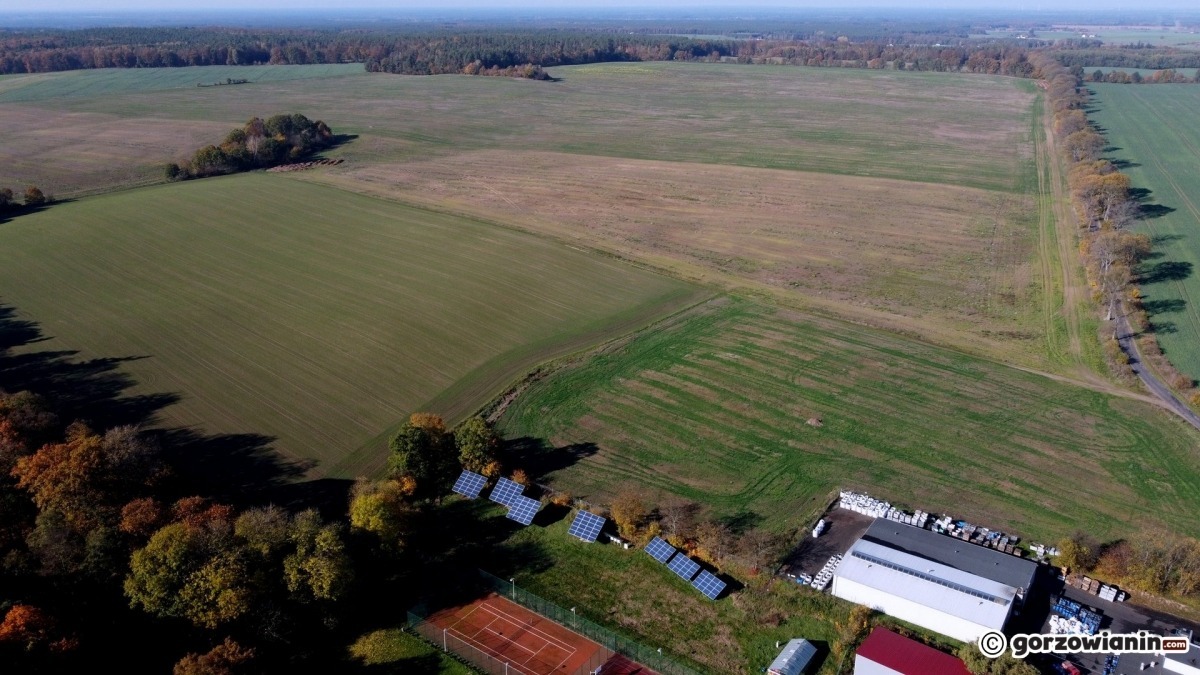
[6,1,1200,13]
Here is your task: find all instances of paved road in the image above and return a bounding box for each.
[1114,312,1200,431]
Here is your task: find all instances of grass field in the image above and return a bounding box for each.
[0,63,1056,370]
[499,298,1200,542]
[0,174,702,478]
[348,629,472,674]
[1090,84,1200,381]
[308,147,1041,365]
[498,511,850,674]
[0,64,366,103]
[1039,28,1200,49]
[0,62,1035,196]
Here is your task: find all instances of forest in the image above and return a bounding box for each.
[0,25,1042,77]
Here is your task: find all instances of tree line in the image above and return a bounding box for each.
[1032,52,1200,405]
[1081,67,1199,84]
[1058,529,1200,600]
[0,24,1042,78]
[1054,46,1200,71]
[166,113,335,181]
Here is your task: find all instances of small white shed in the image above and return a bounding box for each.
[767,639,817,675]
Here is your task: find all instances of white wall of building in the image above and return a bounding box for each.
[853,655,904,675]
[831,575,999,644]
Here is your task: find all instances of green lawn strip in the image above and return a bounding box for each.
[500,297,1200,542]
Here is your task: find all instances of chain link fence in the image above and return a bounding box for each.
[477,569,701,675]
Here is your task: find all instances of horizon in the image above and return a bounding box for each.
[5,2,1200,15]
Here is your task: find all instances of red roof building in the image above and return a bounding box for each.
[854,627,973,675]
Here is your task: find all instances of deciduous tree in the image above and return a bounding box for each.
[1056,532,1100,572]
[282,510,352,603]
[609,490,648,541]
[454,417,499,474]
[173,637,255,675]
[22,186,46,207]
[387,413,457,499]
[348,479,413,549]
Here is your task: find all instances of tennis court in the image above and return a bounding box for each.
[421,593,655,675]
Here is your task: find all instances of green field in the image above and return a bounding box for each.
[0,174,702,477]
[0,64,366,103]
[1037,28,1200,49]
[499,298,1200,541]
[1090,84,1200,381]
[0,62,1035,195]
[1088,67,1200,79]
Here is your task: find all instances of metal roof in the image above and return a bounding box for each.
[856,627,972,675]
[767,639,817,675]
[1166,641,1200,668]
[861,519,1037,591]
[836,539,1017,630]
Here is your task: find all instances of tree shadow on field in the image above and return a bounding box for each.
[1152,233,1184,246]
[0,303,180,429]
[1129,187,1176,219]
[1111,158,1141,170]
[0,299,348,513]
[719,510,763,535]
[1140,261,1193,285]
[1143,298,1188,314]
[504,437,600,483]
[0,199,77,228]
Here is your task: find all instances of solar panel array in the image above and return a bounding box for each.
[567,511,606,543]
[451,470,487,499]
[489,477,523,506]
[506,495,541,526]
[692,570,726,600]
[644,536,676,564]
[667,553,701,581]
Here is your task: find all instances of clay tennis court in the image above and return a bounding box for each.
[423,593,655,675]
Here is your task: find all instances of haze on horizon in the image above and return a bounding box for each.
[8,0,1200,14]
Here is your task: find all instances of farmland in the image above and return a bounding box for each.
[0,63,1053,365]
[0,62,1035,195]
[498,298,1200,542]
[1,62,1166,541]
[0,174,702,477]
[1089,84,1200,381]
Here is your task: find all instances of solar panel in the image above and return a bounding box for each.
[506,495,541,526]
[644,536,676,564]
[567,511,605,542]
[667,553,701,581]
[451,470,487,499]
[489,477,523,507]
[692,570,726,600]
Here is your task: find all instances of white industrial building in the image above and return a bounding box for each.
[832,519,1037,643]
[1166,642,1200,675]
